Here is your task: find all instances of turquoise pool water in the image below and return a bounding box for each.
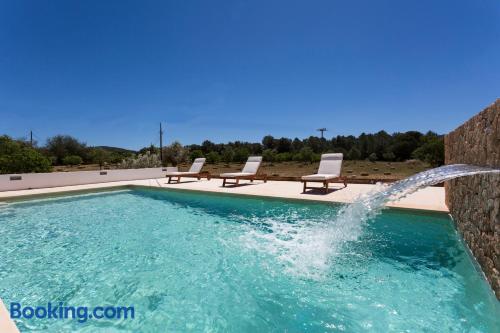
[0,188,498,332]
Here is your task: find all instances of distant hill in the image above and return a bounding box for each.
[93,146,137,154]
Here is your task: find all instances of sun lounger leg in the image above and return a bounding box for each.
[222,178,226,187]
[303,181,307,193]
[324,181,329,194]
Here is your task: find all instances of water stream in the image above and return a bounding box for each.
[244,164,500,277]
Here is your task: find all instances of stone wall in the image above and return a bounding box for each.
[444,98,500,298]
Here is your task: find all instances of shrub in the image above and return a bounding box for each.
[62,155,83,165]
[298,147,317,163]
[109,152,126,164]
[262,149,277,162]
[0,149,52,174]
[233,147,250,163]
[221,148,234,165]
[347,147,361,160]
[89,148,111,168]
[162,141,189,166]
[368,153,378,162]
[0,136,52,174]
[205,151,220,164]
[118,152,161,169]
[190,150,204,161]
[276,152,293,162]
[382,151,396,161]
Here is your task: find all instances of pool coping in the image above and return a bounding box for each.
[0,185,449,219]
[130,185,450,216]
[0,299,19,333]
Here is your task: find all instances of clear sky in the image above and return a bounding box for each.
[1,0,499,150]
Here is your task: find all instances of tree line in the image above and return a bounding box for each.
[0,135,134,174]
[142,130,444,166]
[0,130,444,174]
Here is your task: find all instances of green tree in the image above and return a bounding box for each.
[205,151,220,164]
[298,147,316,163]
[390,131,423,161]
[373,131,392,158]
[382,151,396,161]
[347,147,361,160]
[276,152,293,162]
[304,136,325,153]
[291,138,303,152]
[62,155,83,165]
[162,141,189,166]
[89,148,111,169]
[46,135,88,164]
[276,137,292,153]
[201,140,216,154]
[262,135,276,150]
[0,136,52,173]
[412,136,444,166]
[190,150,204,161]
[233,147,250,163]
[262,149,277,162]
[221,148,234,165]
[0,149,52,174]
[138,144,159,155]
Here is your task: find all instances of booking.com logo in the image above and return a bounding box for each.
[10,302,134,323]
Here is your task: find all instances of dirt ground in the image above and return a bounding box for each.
[53,160,431,181]
[198,160,430,180]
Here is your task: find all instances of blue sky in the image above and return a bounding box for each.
[1,0,499,150]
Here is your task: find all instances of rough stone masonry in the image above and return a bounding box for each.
[445,98,500,299]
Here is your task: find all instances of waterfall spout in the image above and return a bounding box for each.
[244,164,500,277]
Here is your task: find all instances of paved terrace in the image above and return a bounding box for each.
[0,178,448,212]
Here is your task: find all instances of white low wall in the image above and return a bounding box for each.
[0,168,167,192]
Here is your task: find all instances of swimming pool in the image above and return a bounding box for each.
[0,188,498,332]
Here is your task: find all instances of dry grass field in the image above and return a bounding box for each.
[53,160,431,182]
[198,160,431,181]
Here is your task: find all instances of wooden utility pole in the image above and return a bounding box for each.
[159,123,164,165]
[30,130,33,147]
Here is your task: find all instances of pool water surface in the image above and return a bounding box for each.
[0,188,498,332]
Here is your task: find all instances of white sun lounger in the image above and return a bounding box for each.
[166,158,209,183]
[301,153,347,193]
[220,156,267,187]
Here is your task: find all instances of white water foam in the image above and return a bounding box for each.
[243,164,500,278]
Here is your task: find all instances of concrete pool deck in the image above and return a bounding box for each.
[0,178,448,212]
